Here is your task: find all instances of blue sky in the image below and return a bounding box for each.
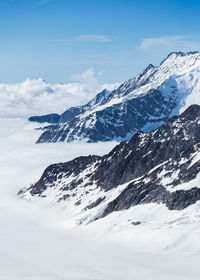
[1,0,200,83]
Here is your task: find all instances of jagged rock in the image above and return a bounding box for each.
[29,113,60,124]
[19,105,200,221]
[30,51,200,143]
[131,221,141,225]
[85,197,106,210]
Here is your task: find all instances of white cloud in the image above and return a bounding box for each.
[0,69,120,118]
[74,34,112,42]
[52,34,112,43]
[140,36,184,50]
[139,35,200,52]
[73,68,99,91]
[98,70,105,76]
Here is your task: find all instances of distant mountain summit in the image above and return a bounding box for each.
[30,51,200,143]
[19,105,200,225]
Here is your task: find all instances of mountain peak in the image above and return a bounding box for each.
[160,50,200,67]
[142,63,156,73]
[19,104,200,226]
[166,51,200,59]
[31,51,200,144]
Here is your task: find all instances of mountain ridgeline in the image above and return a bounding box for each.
[19,105,200,224]
[29,51,200,144]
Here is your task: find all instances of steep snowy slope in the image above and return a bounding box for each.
[19,104,200,227]
[32,51,200,143]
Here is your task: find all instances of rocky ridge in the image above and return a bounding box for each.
[19,105,200,224]
[30,51,200,143]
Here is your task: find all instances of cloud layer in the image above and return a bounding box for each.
[0,69,120,118]
[139,35,200,52]
[52,34,112,43]
[74,34,112,42]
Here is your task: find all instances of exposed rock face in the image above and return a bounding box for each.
[26,155,100,197]
[30,52,200,143]
[19,105,200,221]
[29,113,60,124]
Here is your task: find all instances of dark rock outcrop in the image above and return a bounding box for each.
[29,113,60,124]
[20,105,200,218]
[29,52,200,143]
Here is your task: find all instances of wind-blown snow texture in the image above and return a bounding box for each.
[20,104,200,226]
[34,51,200,143]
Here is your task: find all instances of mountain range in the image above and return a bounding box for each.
[19,104,200,226]
[29,51,200,143]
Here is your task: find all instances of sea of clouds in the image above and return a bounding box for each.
[1,69,200,280]
[1,117,199,280]
[0,68,120,118]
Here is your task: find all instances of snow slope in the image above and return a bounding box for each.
[35,51,200,143]
[1,52,200,279]
[20,105,200,231]
[1,117,200,279]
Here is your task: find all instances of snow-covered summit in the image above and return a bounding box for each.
[30,51,200,143]
[113,51,200,100]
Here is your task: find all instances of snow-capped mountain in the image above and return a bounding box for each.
[19,104,200,226]
[30,51,200,143]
